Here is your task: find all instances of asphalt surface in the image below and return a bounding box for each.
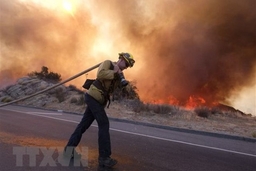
[0,105,255,171]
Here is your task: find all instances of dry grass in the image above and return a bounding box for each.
[121,99,180,115]
[55,87,65,103]
[252,132,256,138]
[68,85,84,94]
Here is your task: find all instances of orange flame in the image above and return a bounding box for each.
[185,96,206,109]
[149,95,218,110]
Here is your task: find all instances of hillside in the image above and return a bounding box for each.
[0,76,256,138]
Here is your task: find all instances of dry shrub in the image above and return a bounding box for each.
[148,104,177,114]
[68,85,84,94]
[70,97,78,104]
[252,131,256,138]
[194,107,211,118]
[1,97,12,103]
[210,107,223,115]
[70,95,85,105]
[123,99,180,114]
[76,95,85,105]
[55,88,65,103]
[28,66,61,83]
[113,81,140,101]
[127,99,145,113]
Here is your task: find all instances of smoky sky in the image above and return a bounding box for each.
[0,0,255,106]
[0,0,98,87]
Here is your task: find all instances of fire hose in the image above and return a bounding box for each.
[0,63,101,108]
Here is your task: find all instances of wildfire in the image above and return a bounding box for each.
[185,96,206,109]
[150,95,217,110]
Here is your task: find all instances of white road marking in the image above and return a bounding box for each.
[109,128,256,158]
[26,112,62,115]
[1,109,62,115]
[2,108,256,158]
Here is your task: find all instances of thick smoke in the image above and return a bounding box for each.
[0,0,255,113]
[115,0,256,106]
[0,0,99,87]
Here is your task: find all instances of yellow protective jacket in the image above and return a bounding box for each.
[87,60,119,105]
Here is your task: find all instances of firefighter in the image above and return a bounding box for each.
[64,53,135,168]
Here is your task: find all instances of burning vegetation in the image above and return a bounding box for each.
[0,0,255,115]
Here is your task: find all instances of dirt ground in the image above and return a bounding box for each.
[42,100,256,139]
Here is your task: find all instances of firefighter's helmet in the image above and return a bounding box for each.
[118,52,135,67]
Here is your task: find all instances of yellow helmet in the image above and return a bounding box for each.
[118,52,135,67]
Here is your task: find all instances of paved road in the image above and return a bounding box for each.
[0,105,255,171]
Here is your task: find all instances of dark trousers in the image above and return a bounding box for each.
[66,93,111,158]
